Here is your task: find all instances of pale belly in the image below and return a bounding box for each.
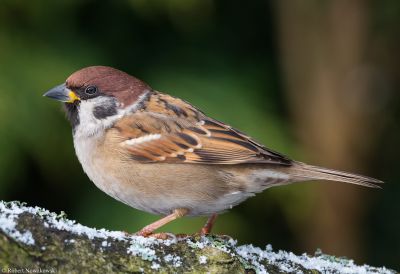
[73,136,253,216]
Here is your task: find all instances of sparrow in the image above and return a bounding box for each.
[43,66,383,237]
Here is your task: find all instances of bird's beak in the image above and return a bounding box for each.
[43,83,80,103]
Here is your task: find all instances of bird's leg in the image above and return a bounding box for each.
[136,208,189,237]
[200,214,218,235]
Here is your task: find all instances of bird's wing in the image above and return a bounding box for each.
[113,92,292,165]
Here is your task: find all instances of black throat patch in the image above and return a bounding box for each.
[63,102,80,132]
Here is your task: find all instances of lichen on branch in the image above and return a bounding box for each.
[0,201,396,273]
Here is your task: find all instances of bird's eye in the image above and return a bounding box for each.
[85,85,98,95]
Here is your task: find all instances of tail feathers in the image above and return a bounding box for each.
[291,161,384,188]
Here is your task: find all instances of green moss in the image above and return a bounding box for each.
[0,201,396,274]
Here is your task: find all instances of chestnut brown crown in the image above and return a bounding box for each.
[66,66,151,107]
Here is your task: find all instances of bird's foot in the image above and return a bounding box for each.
[199,227,210,236]
[199,214,218,235]
[135,229,152,237]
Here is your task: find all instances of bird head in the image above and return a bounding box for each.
[44,66,151,135]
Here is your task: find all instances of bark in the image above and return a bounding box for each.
[0,201,395,274]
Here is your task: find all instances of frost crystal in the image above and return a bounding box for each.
[236,244,395,274]
[164,254,174,262]
[199,255,208,264]
[127,239,157,261]
[163,254,182,267]
[0,203,35,245]
[151,262,160,270]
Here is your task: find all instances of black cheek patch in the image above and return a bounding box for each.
[93,102,118,119]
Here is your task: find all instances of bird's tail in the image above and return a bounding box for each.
[289,161,384,188]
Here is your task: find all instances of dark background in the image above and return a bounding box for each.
[0,0,399,269]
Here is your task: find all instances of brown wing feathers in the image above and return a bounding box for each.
[111,92,383,188]
[115,93,292,166]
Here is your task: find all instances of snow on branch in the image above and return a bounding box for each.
[0,201,396,273]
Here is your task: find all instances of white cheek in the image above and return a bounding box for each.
[74,98,120,138]
[73,91,150,139]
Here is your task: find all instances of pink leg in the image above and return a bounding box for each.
[200,214,218,235]
[136,208,189,237]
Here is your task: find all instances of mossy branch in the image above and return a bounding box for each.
[0,201,395,274]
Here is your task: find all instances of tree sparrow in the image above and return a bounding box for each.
[44,66,382,237]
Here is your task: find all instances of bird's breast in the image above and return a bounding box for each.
[73,135,128,204]
[72,134,174,214]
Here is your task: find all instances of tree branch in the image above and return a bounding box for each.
[0,201,395,273]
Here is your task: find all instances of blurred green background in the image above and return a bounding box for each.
[0,0,399,270]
